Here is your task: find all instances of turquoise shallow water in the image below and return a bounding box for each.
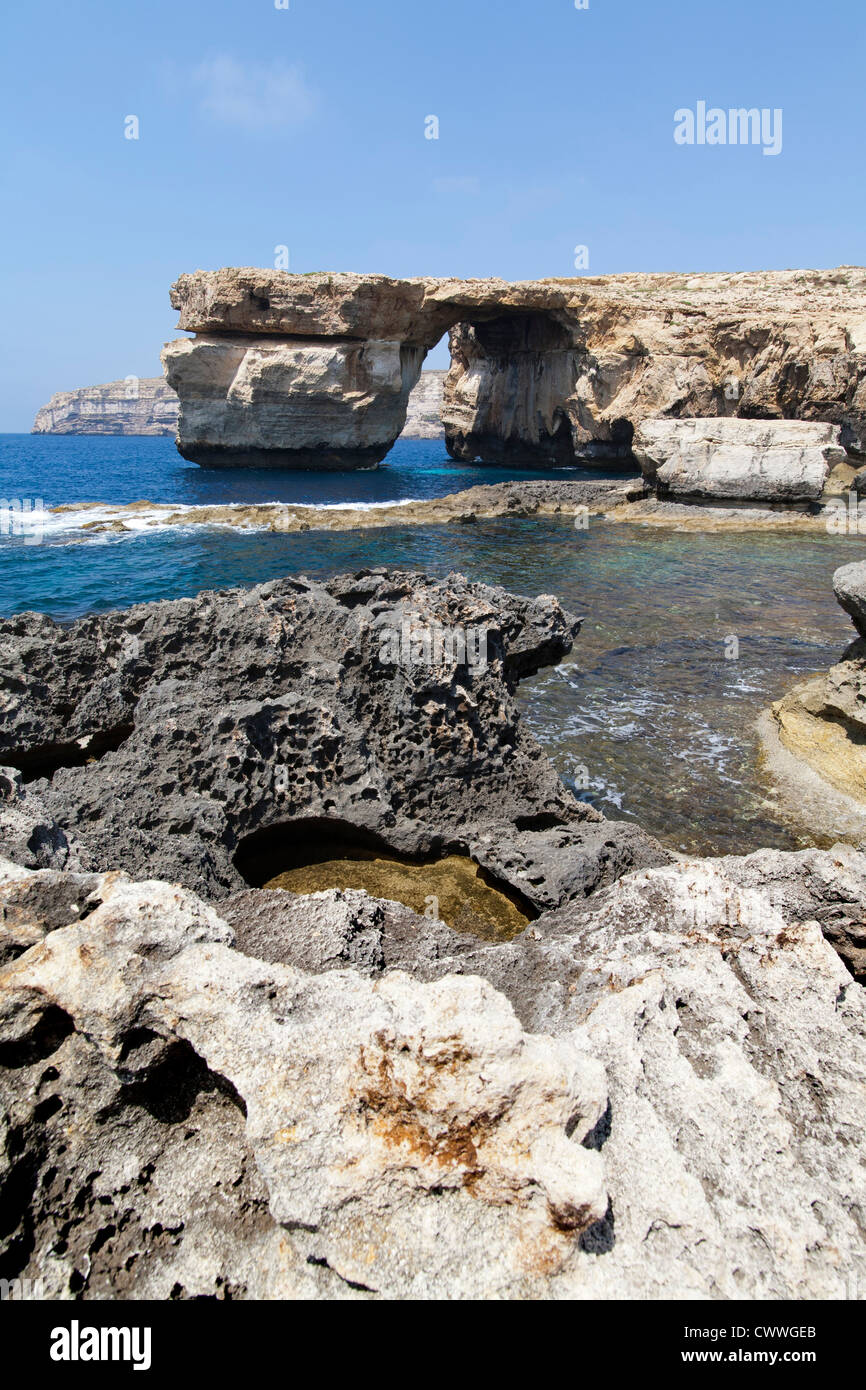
[1,435,864,855]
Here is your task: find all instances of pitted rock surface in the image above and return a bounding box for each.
[0,569,666,903]
[2,855,864,1299]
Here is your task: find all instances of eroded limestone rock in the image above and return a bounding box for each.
[443,267,866,466]
[771,561,866,809]
[832,559,866,637]
[0,864,609,1298]
[716,843,866,983]
[170,270,448,344]
[162,335,427,469]
[163,266,866,470]
[633,418,847,501]
[31,370,446,442]
[0,570,665,905]
[2,856,864,1299]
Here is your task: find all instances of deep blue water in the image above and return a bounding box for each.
[1,433,864,855]
[0,433,612,511]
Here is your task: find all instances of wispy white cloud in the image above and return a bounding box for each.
[192,55,316,133]
[432,176,481,196]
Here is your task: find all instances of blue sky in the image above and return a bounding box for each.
[1,0,863,430]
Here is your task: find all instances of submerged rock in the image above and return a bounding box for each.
[41,477,639,538]
[633,417,846,501]
[0,569,665,905]
[2,854,864,1299]
[260,851,533,941]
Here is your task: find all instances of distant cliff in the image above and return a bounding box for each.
[32,371,446,439]
[402,369,446,438]
[32,378,180,436]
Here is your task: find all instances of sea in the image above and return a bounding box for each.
[1,432,863,856]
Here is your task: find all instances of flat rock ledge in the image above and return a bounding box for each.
[49,473,866,540]
[49,477,643,538]
[1,850,864,1299]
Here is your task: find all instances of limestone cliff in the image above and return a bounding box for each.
[402,368,445,437]
[32,378,178,436]
[162,266,866,470]
[442,267,866,465]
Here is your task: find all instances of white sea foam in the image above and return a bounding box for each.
[41,496,420,538]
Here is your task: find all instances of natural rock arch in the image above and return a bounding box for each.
[161,267,866,470]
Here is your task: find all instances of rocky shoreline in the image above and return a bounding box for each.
[47,471,866,538]
[0,570,663,904]
[50,477,639,537]
[1,565,865,1299]
[8,264,866,1303]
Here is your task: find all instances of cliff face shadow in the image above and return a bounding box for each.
[444,307,633,467]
